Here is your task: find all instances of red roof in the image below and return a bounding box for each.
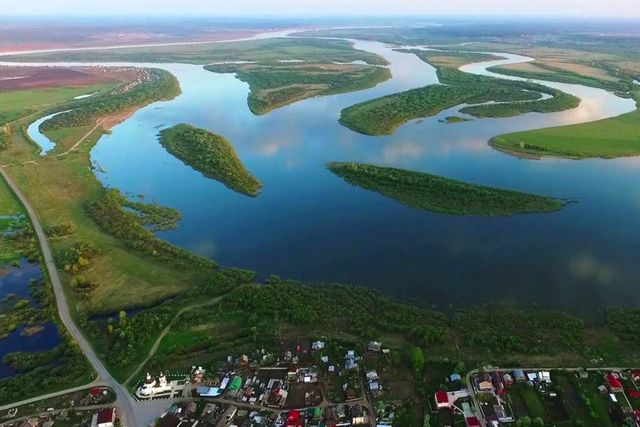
[629,390,640,398]
[608,373,623,389]
[97,408,116,424]
[435,391,449,404]
[286,410,302,427]
[633,371,640,380]
[90,387,101,396]
[465,416,481,427]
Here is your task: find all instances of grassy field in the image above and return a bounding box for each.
[339,50,578,136]
[4,37,389,66]
[0,85,108,126]
[327,162,566,216]
[159,124,262,196]
[488,61,633,94]
[492,91,640,159]
[0,70,212,314]
[205,62,390,115]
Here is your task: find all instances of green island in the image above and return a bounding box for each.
[158,124,262,197]
[441,115,472,124]
[491,89,640,158]
[339,49,579,136]
[327,162,566,216]
[204,62,390,115]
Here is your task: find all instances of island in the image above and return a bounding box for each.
[205,62,390,115]
[339,50,579,136]
[159,124,262,197]
[327,162,567,216]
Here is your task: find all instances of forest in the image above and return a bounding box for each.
[327,162,566,216]
[159,124,262,196]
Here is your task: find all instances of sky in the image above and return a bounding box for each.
[3,0,639,18]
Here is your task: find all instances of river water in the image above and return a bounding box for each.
[10,37,640,317]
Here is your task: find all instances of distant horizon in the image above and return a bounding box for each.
[2,0,640,19]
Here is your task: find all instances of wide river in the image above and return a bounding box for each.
[9,35,640,318]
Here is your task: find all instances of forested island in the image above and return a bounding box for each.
[158,124,262,196]
[205,62,390,115]
[339,50,579,136]
[327,162,567,216]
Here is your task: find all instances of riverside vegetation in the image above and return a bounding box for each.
[339,49,580,136]
[0,182,92,405]
[327,162,566,216]
[159,124,262,197]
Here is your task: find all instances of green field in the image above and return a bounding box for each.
[205,62,390,115]
[159,124,262,196]
[327,162,566,216]
[0,85,108,126]
[339,50,578,136]
[3,37,388,66]
[491,95,640,159]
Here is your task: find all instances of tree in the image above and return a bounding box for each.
[410,346,425,372]
[532,417,544,427]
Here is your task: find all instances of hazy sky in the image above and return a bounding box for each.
[3,0,639,18]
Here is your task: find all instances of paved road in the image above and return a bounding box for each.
[0,167,139,426]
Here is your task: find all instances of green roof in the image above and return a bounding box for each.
[229,376,243,391]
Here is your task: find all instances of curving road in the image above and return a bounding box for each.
[0,167,139,427]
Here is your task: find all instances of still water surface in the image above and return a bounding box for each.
[17,37,640,317]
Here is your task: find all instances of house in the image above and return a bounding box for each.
[607,373,624,392]
[478,380,493,391]
[513,370,525,383]
[465,416,481,427]
[286,410,303,427]
[539,371,551,383]
[312,341,325,351]
[632,371,640,382]
[18,419,38,427]
[503,373,514,386]
[450,373,462,382]
[597,384,608,394]
[368,341,382,352]
[526,372,538,382]
[435,391,450,409]
[95,408,117,427]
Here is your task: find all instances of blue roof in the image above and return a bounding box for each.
[450,373,462,381]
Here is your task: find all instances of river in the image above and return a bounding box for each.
[8,35,640,318]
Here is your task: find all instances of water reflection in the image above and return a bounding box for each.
[14,38,640,317]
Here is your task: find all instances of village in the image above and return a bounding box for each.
[5,335,640,427]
